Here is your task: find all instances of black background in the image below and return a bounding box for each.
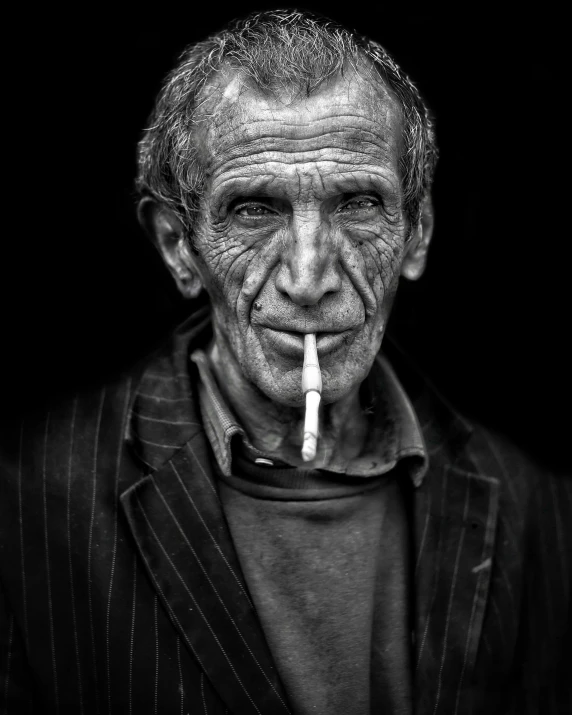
[7,5,569,468]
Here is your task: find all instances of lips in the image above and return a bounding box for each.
[261,327,352,358]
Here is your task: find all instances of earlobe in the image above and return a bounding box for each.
[401,194,434,281]
[137,198,203,299]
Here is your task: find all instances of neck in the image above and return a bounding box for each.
[207,339,369,470]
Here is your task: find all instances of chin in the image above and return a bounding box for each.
[319,368,369,406]
[246,359,367,410]
[249,368,307,408]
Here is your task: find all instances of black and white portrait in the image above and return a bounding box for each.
[1,6,569,714]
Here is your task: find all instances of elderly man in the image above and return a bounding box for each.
[1,10,570,715]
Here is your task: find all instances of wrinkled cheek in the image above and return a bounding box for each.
[367,239,403,302]
[368,270,386,307]
[343,226,403,312]
[196,241,249,321]
[235,235,286,329]
[196,265,236,322]
[358,252,386,311]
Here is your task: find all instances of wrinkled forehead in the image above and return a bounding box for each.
[193,64,403,169]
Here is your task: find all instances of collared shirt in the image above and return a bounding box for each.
[189,348,429,715]
[190,349,428,486]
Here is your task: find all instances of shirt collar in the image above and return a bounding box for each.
[190,349,428,487]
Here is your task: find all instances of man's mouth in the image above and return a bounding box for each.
[261,328,353,358]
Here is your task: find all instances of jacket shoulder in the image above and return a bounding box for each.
[0,367,141,488]
[467,419,571,506]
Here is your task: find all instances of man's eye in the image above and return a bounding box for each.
[235,204,275,218]
[338,197,380,213]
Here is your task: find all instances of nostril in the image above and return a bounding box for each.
[282,285,327,307]
[274,252,342,306]
[277,281,338,307]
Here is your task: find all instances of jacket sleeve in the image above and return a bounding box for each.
[0,580,36,714]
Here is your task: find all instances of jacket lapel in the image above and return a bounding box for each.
[412,456,500,715]
[120,309,291,714]
[121,432,291,715]
[406,378,500,713]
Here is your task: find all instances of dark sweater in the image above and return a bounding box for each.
[219,457,413,715]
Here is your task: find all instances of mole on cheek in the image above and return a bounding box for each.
[253,301,263,311]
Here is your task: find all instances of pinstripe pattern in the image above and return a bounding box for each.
[128,555,136,715]
[16,421,29,657]
[87,390,106,715]
[201,672,208,715]
[0,313,570,714]
[124,468,288,714]
[176,636,184,715]
[414,465,449,674]
[154,595,158,715]
[106,381,132,715]
[2,614,12,712]
[433,525,465,713]
[169,457,254,607]
[166,458,287,705]
[42,413,59,712]
[66,397,84,715]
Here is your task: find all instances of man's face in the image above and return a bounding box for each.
[191,71,414,407]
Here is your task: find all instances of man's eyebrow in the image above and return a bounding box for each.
[211,170,399,205]
[211,175,281,205]
[325,171,399,195]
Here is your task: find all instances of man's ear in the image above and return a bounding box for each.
[401,194,434,281]
[137,197,203,299]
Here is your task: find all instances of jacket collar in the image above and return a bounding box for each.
[125,306,212,472]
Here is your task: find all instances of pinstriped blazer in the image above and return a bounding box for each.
[1,309,571,714]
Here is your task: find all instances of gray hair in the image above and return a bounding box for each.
[136,9,438,235]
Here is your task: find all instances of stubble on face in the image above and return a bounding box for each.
[190,66,410,409]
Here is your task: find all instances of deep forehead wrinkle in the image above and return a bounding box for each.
[210,115,396,154]
[207,138,399,187]
[210,150,400,187]
[208,97,399,146]
[196,67,402,167]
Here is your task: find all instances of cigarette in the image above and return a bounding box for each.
[301,334,322,461]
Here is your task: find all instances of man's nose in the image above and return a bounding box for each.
[274,216,342,306]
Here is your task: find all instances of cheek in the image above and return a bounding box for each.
[349,225,405,298]
[193,215,248,295]
[194,221,283,328]
[195,229,243,296]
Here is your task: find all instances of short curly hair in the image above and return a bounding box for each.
[136,9,438,235]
